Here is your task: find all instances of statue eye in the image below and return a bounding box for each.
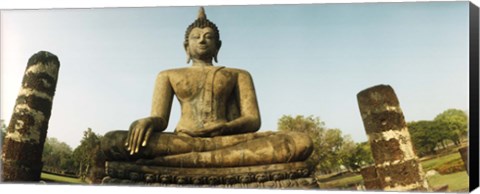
[203,33,214,39]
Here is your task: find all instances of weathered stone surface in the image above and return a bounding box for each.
[102,176,317,189]
[357,85,406,134]
[370,139,404,163]
[376,159,425,190]
[459,146,468,174]
[360,165,377,180]
[357,85,428,191]
[104,161,310,185]
[360,166,382,191]
[1,51,60,182]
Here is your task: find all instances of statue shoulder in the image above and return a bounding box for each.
[223,67,253,77]
[157,67,189,77]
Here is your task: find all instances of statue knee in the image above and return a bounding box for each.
[288,131,314,161]
[101,130,129,160]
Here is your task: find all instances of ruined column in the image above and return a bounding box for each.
[357,85,428,191]
[360,165,381,190]
[1,51,60,182]
[458,146,468,174]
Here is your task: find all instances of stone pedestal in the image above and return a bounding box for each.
[101,161,317,188]
[357,85,429,191]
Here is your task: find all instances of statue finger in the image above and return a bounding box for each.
[125,127,133,147]
[135,127,146,153]
[127,128,137,153]
[130,127,141,155]
[125,121,138,147]
[143,127,153,147]
[134,127,145,154]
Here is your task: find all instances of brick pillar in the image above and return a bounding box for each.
[1,51,60,182]
[357,85,429,191]
[360,165,381,190]
[458,146,468,174]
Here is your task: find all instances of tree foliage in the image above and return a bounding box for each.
[42,137,76,174]
[408,109,468,157]
[316,128,345,173]
[277,115,373,174]
[72,128,105,183]
[1,119,6,143]
[339,140,374,172]
[434,109,468,145]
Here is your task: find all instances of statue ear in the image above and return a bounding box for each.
[183,41,189,51]
[214,40,222,63]
[184,41,191,64]
[213,53,218,63]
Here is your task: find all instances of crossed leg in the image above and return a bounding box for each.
[102,130,313,167]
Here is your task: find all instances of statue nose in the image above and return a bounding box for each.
[199,37,206,44]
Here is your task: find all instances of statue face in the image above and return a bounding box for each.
[187,27,217,60]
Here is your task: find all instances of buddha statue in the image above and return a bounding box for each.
[101,7,315,187]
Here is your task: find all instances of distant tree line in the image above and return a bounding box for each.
[41,128,105,183]
[408,108,468,157]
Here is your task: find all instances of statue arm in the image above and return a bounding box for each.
[150,71,174,131]
[223,71,261,134]
[125,71,174,154]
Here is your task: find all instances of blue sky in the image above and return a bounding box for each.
[1,2,470,148]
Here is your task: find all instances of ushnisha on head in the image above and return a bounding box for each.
[184,7,222,64]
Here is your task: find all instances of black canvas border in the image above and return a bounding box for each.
[469,1,479,192]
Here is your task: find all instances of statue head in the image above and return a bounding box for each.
[184,7,222,63]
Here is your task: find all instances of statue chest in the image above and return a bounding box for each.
[171,68,236,103]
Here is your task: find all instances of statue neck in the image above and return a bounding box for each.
[191,58,214,67]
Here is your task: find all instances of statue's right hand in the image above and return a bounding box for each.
[125,117,158,155]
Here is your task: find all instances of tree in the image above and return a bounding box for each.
[356,142,374,166]
[278,115,325,170]
[72,128,105,183]
[277,115,371,174]
[434,109,468,145]
[338,135,356,170]
[42,137,76,174]
[317,128,345,173]
[1,119,6,143]
[408,120,448,156]
[408,109,468,157]
[340,141,374,171]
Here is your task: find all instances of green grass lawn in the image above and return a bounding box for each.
[420,152,462,172]
[426,171,469,192]
[40,172,85,184]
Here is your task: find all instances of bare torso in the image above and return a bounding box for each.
[160,66,256,136]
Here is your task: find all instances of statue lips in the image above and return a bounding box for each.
[197,45,210,52]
